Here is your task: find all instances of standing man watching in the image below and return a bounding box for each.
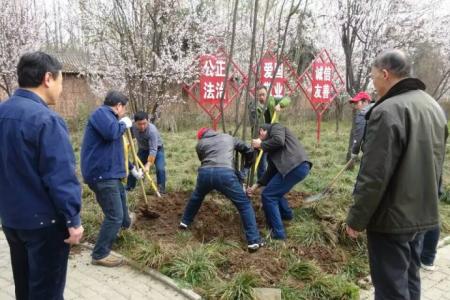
[81,91,138,267]
[348,91,373,160]
[249,85,291,179]
[0,51,83,300]
[345,49,448,300]
[126,111,166,194]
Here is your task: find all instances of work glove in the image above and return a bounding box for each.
[131,166,144,179]
[119,116,133,129]
[350,153,359,160]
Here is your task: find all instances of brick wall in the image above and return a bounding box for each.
[54,73,101,119]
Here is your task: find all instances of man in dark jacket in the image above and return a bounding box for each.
[81,91,141,267]
[249,85,291,179]
[0,52,83,300]
[179,128,264,252]
[346,49,448,300]
[247,123,312,240]
[349,91,374,159]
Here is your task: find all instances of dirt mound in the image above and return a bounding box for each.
[132,191,334,285]
[135,191,307,242]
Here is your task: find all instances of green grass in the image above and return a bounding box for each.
[163,246,222,286]
[287,259,321,282]
[71,117,450,299]
[211,271,260,300]
[303,275,360,300]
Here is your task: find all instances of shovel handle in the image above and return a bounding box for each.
[253,112,277,174]
[322,158,355,194]
[126,129,149,203]
[135,157,162,198]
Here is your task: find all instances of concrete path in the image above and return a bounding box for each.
[0,230,196,300]
[360,241,450,300]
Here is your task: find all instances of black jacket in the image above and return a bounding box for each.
[346,78,448,233]
[258,123,311,186]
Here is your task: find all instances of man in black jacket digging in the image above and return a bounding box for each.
[345,49,448,300]
[247,123,312,240]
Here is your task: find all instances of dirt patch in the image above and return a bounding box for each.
[133,191,339,285]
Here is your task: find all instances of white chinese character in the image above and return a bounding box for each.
[274,82,283,98]
[215,60,226,77]
[203,82,215,99]
[263,81,271,90]
[322,84,330,99]
[263,62,273,79]
[215,81,224,99]
[315,66,324,81]
[314,84,322,98]
[275,65,283,78]
[202,59,215,77]
[324,66,332,81]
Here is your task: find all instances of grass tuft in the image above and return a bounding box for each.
[212,271,260,300]
[163,246,220,286]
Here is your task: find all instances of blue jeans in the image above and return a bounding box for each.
[3,224,70,300]
[261,162,310,239]
[181,167,261,244]
[420,226,440,265]
[88,179,131,260]
[257,152,268,180]
[126,146,166,192]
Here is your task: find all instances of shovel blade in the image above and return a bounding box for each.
[303,193,325,203]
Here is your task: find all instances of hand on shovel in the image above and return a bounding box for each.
[246,184,259,197]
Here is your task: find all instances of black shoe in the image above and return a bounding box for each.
[247,239,265,253]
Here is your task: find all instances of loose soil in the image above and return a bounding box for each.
[133,191,343,286]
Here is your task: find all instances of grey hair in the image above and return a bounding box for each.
[372,49,411,78]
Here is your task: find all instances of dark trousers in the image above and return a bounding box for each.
[126,147,166,192]
[367,231,424,300]
[88,179,131,260]
[420,226,440,265]
[3,224,70,300]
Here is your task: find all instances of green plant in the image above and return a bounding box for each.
[341,254,369,281]
[213,271,259,300]
[305,275,360,300]
[288,220,335,247]
[288,260,321,282]
[164,246,219,286]
[132,241,166,269]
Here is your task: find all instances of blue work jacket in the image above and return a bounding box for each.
[0,89,81,229]
[80,105,127,184]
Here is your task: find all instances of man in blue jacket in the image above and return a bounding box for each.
[81,91,139,267]
[0,51,83,300]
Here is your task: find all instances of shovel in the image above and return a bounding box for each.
[126,129,160,219]
[303,158,355,203]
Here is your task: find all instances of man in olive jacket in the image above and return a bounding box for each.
[346,49,448,300]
